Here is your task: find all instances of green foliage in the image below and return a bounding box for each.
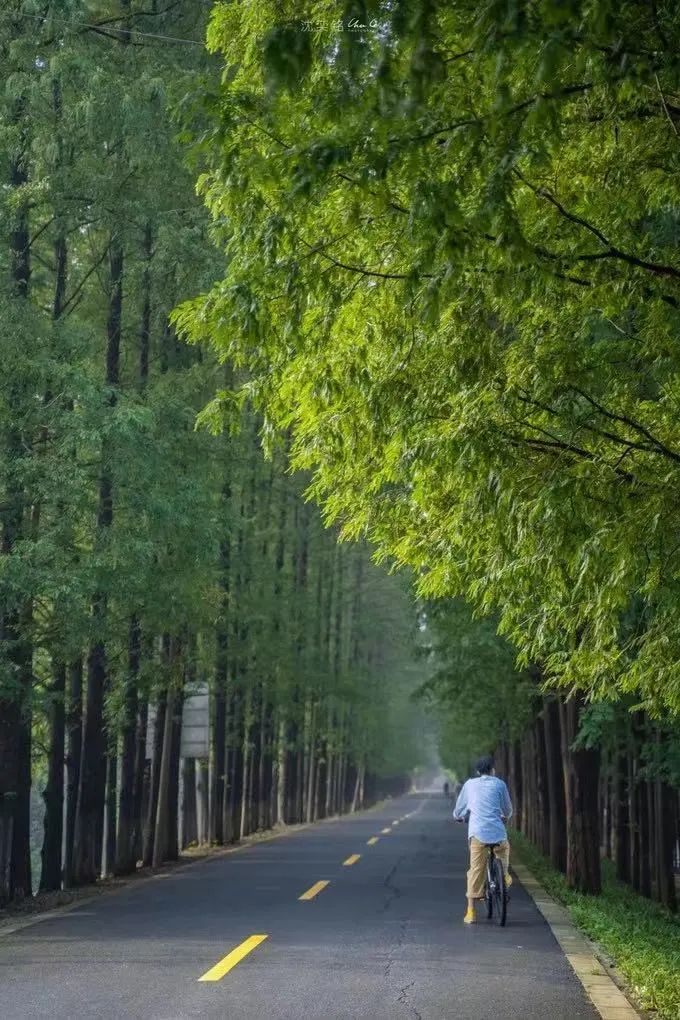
[514,832,680,1019]
[180,0,680,715]
[418,599,535,775]
[0,1,432,895]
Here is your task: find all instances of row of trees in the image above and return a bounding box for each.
[183,0,680,899]
[426,599,679,911]
[0,1,425,906]
[500,698,679,910]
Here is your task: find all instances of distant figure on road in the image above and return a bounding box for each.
[452,755,513,925]
[443,781,450,798]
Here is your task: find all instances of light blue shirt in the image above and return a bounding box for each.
[452,775,513,844]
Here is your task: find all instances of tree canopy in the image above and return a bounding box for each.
[177,0,680,714]
[0,0,427,905]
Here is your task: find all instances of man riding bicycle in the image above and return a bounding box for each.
[452,755,513,924]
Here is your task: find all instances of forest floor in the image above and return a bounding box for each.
[0,794,605,1019]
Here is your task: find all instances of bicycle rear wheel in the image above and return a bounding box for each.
[484,871,493,919]
[492,857,507,926]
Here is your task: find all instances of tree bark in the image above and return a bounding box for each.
[72,237,122,885]
[275,716,287,826]
[257,690,268,830]
[210,681,226,844]
[142,689,166,867]
[152,687,176,868]
[152,637,182,868]
[64,658,82,886]
[240,689,252,839]
[39,662,66,891]
[103,751,117,876]
[182,759,198,848]
[0,99,33,906]
[543,697,567,872]
[197,759,209,845]
[638,777,651,897]
[534,715,550,856]
[656,778,677,912]
[614,749,631,884]
[167,681,183,862]
[115,616,141,875]
[131,699,148,862]
[560,697,601,894]
[305,702,317,824]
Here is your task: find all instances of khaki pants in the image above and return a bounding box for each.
[467,837,510,899]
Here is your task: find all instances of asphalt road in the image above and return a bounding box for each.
[0,793,598,1019]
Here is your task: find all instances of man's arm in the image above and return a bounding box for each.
[452,781,468,821]
[501,780,513,821]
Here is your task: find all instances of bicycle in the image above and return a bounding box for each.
[483,843,507,926]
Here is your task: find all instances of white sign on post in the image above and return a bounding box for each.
[180,683,209,759]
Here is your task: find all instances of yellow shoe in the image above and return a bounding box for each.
[463,908,476,924]
[504,873,513,889]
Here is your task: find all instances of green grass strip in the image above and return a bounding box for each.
[511,831,680,1019]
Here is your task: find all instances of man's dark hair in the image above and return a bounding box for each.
[476,755,495,775]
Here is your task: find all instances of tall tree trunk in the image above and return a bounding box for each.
[103,752,117,876]
[534,715,550,856]
[39,96,69,893]
[167,681,183,862]
[629,741,640,892]
[560,698,601,894]
[139,221,152,387]
[240,689,252,839]
[351,764,364,813]
[648,777,657,899]
[305,703,317,823]
[152,689,176,868]
[210,681,226,844]
[131,699,148,862]
[656,778,677,912]
[0,94,33,906]
[614,748,631,884]
[143,689,166,867]
[152,637,182,868]
[182,759,198,848]
[257,690,268,830]
[275,716,287,826]
[210,461,230,845]
[512,741,523,835]
[293,746,303,823]
[64,658,83,887]
[638,777,651,897]
[73,237,122,885]
[197,759,209,845]
[115,616,141,875]
[39,661,66,891]
[116,219,152,872]
[543,697,567,872]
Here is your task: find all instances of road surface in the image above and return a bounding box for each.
[0,793,597,1019]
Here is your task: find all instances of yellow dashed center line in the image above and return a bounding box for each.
[343,854,361,866]
[367,836,379,845]
[198,934,268,982]
[392,820,399,826]
[381,827,391,834]
[299,880,329,901]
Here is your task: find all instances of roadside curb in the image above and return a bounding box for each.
[0,794,395,940]
[513,862,642,1020]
